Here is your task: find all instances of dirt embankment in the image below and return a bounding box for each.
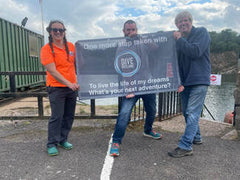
[211,51,238,74]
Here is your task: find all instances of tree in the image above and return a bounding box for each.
[209,29,240,54]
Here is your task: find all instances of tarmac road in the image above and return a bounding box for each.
[0,119,240,180]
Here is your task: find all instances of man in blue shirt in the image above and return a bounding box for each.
[168,11,211,158]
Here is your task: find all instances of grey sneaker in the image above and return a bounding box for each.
[168,147,193,158]
[193,139,202,145]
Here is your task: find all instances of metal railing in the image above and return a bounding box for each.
[0,71,181,120]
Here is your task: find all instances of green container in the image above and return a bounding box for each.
[0,17,45,92]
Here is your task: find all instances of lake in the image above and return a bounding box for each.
[203,74,236,122]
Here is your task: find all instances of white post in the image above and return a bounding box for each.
[39,0,44,40]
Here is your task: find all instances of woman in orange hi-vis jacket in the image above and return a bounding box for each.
[41,20,80,156]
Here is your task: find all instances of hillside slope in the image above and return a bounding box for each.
[210,51,238,74]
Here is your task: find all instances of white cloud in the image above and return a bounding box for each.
[224,2,240,33]
[0,0,239,44]
[0,0,42,33]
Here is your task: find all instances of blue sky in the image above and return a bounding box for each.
[0,0,239,44]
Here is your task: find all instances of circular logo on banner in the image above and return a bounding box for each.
[114,50,141,77]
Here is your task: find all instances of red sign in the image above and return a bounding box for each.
[211,75,216,81]
[210,74,221,85]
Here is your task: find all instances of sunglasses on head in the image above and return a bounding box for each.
[51,28,66,33]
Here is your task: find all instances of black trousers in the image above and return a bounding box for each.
[47,87,77,148]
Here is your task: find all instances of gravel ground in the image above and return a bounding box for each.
[0,98,239,180]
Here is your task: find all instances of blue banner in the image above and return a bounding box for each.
[75,31,180,100]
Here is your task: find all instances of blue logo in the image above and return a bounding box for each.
[69,51,74,56]
[114,50,141,77]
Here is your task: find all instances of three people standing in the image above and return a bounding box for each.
[41,10,210,159]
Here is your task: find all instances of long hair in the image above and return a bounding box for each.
[46,20,70,61]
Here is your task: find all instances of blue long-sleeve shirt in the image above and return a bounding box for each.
[176,26,211,86]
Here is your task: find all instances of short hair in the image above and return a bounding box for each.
[175,11,193,25]
[123,20,136,30]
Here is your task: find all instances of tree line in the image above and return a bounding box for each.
[209,29,240,54]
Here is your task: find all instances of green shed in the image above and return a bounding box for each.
[0,17,45,92]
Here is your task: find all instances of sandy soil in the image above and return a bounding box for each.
[0,97,118,116]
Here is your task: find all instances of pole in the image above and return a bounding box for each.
[203,104,215,121]
[39,0,44,39]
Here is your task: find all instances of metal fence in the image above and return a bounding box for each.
[0,71,181,120]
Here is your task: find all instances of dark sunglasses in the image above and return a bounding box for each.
[51,28,66,33]
[126,28,136,31]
